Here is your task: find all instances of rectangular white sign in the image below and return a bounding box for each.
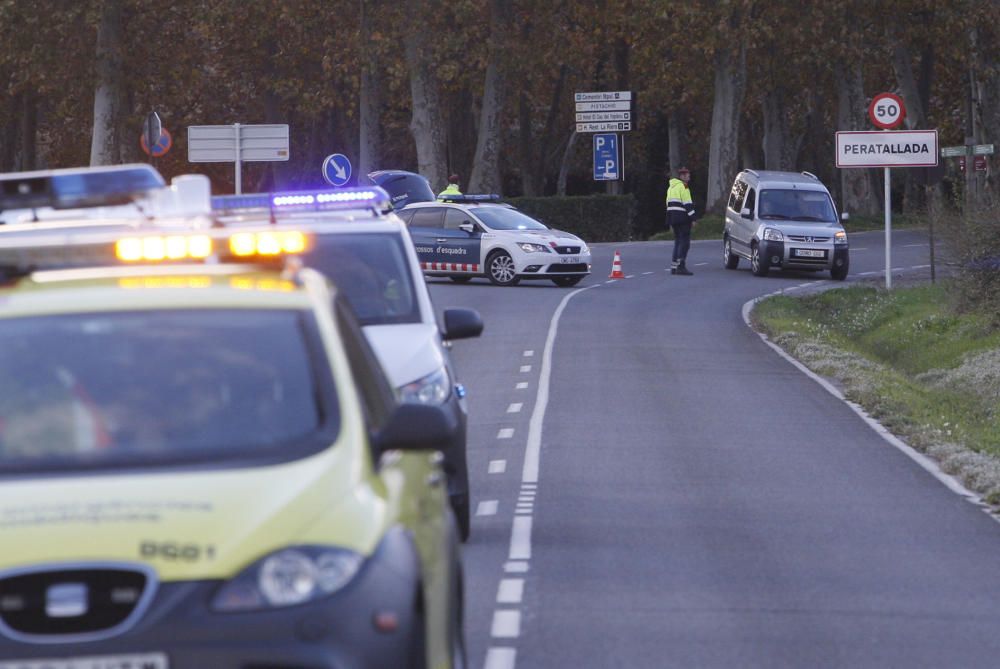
[188,124,290,163]
[576,121,632,133]
[576,111,631,122]
[575,100,632,112]
[836,130,938,168]
[575,91,632,102]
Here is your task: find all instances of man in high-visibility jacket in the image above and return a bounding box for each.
[437,174,462,200]
[665,167,696,275]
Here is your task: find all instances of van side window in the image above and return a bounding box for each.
[743,188,756,217]
[728,180,743,211]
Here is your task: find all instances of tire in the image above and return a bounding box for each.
[450,567,468,669]
[551,276,583,287]
[486,251,519,286]
[723,237,739,270]
[449,276,472,284]
[453,497,470,543]
[750,242,769,277]
[830,259,849,281]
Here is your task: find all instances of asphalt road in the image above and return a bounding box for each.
[430,230,1000,669]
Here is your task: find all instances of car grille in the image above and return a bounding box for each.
[787,235,830,243]
[547,263,589,273]
[553,245,581,255]
[0,567,151,640]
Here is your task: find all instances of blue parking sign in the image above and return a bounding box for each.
[593,134,619,181]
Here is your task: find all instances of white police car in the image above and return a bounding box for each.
[369,171,591,287]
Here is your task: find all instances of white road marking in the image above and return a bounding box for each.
[521,483,537,489]
[497,428,515,439]
[504,561,529,573]
[489,460,507,474]
[642,271,654,275]
[626,274,635,278]
[694,262,707,266]
[519,365,532,373]
[509,516,532,560]
[484,647,517,669]
[853,247,868,251]
[904,243,928,247]
[515,382,529,390]
[507,403,523,413]
[497,579,525,604]
[604,280,615,284]
[523,350,534,357]
[491,610,521,638]
[477,500,499,516]
[515,509,533,515]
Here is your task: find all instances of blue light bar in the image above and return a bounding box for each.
[212,187,391,217]
[0,164,165,211]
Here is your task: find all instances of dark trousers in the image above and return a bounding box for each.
[671,222,692,266]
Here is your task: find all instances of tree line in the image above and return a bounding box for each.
[2,1,998,236]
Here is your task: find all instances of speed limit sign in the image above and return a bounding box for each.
[868,92,906,129]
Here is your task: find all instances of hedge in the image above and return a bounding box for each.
[505,194,635,243]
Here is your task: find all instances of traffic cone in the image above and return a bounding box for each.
[608,249,625,279]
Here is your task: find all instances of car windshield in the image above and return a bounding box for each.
[305,233,421,326]
[759,189,837,222]
[0,310,335,474]
[470,206,548,231]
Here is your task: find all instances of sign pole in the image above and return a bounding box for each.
[884,164,892,290]
[234,123,242,195]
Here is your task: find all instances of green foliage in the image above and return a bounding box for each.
[945,203,1000,321]
[506,194,635,243]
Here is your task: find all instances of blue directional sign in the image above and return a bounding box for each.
[593,133,619,181]
[322,153,352,187]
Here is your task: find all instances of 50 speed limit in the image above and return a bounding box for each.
[868,92,906,129]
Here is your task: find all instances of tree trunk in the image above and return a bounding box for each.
[667,108,686,175]
[19,91,37,171]
[835,61,879,217]
[90,0,125,166]
[1,93,17,171]
[469,0,511,194]
[892,40,931,212]
[761,90,787,170]
[976,34,1000,200]
[706,41,746,213]
[556,131,578,196]
[358,0,381,179]
[403,0,447,191]
[518,89,539,196]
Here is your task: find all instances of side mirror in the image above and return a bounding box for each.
[375,404,457,453]
[741,207,752,220]
[458,222,475,234]
[841,212,850,221]
[442,308,483,340]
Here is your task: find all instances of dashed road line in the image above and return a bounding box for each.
[476,500,498,516]
[497,579,525,604]
[515,382,529,390]
[497,428,515,439]
[484,647,517,669]
[491,610,521,638]
[523,350,534,357]
[642,271,654,275]
[488,460,507,474]
[507,403,523,413]
[509,516,532,560]
[504,561,529,573]
[519,365,532,373]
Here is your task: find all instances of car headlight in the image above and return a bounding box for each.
[398,366,451,405]
[834,230,848,245]
[517,242,550,254]
[762,227,784,242]
[212,546,363,612]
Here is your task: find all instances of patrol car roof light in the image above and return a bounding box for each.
[0,164,165,212]
[211,187,392,218]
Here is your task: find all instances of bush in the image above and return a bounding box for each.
[505,194,635,243]
[948,202,1000,323]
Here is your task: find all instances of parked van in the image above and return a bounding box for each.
[723,170,849,280]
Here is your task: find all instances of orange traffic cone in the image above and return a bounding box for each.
[608,249,625,279]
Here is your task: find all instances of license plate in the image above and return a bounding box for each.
[0,653,168,669]
[793,249,825,258]
[560,256,580,264]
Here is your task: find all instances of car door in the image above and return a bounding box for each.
[736,185,757,251]
[406,207,446,268]
[440,207,483,274]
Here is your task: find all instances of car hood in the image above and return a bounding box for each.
[758,221,844,238]
[364,323,444,388]
[0,446,382,580]
[494,228,585,246]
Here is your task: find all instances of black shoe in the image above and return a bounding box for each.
[675,266,693,276]
[670,267,677,275]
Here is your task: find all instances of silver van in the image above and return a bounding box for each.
[722,170,849,280]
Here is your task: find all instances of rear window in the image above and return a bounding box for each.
[0,310,337,474]
[759,189,837,223]
[305,233,421,326]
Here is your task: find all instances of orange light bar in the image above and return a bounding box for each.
[229,231,308,257]
[115,235,213,262]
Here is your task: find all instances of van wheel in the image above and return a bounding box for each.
[486,251,519,286]
[750,243,769,277]
[831,260,849,281]
[723,238,739,270]
[449,276,472,284]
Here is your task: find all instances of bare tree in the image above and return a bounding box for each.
[469,0,511,193]
[90,0,126,166]
[403,0,447,190]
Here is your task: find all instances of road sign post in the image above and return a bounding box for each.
[188,123,290,194]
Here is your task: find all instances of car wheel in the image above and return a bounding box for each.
[486,251,519,286]
[551,276,583,287]
[750,243,769,277]
[831,259,849,281]
[723,238,739,270]
[453,497,470,542]
[450,567,468,669]
[449,276,472,284]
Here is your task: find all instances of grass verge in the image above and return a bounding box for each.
[751,281,1000,505]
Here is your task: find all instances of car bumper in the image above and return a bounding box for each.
[0,529,423,669]
[761,241,848,270]
[517,253,592,277]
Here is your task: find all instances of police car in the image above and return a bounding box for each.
[370,170,592,287]
[0,167,465,668]
[212,190,483,541]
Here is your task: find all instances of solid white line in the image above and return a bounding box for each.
[507,403,523,414]
[509,516,532,560]
[497,578,525,604]
[519,365,532,373]
[477,500,499,516]
[497,428,515,439]
[853,247,868,251]
[484,647,517,669]
[491,610,521,638]
[523,350,534,357]
[516,382,529,390]
[489,460,507,474]
[504,561,529,573]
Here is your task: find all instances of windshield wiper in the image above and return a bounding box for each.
[760,213,790,219]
